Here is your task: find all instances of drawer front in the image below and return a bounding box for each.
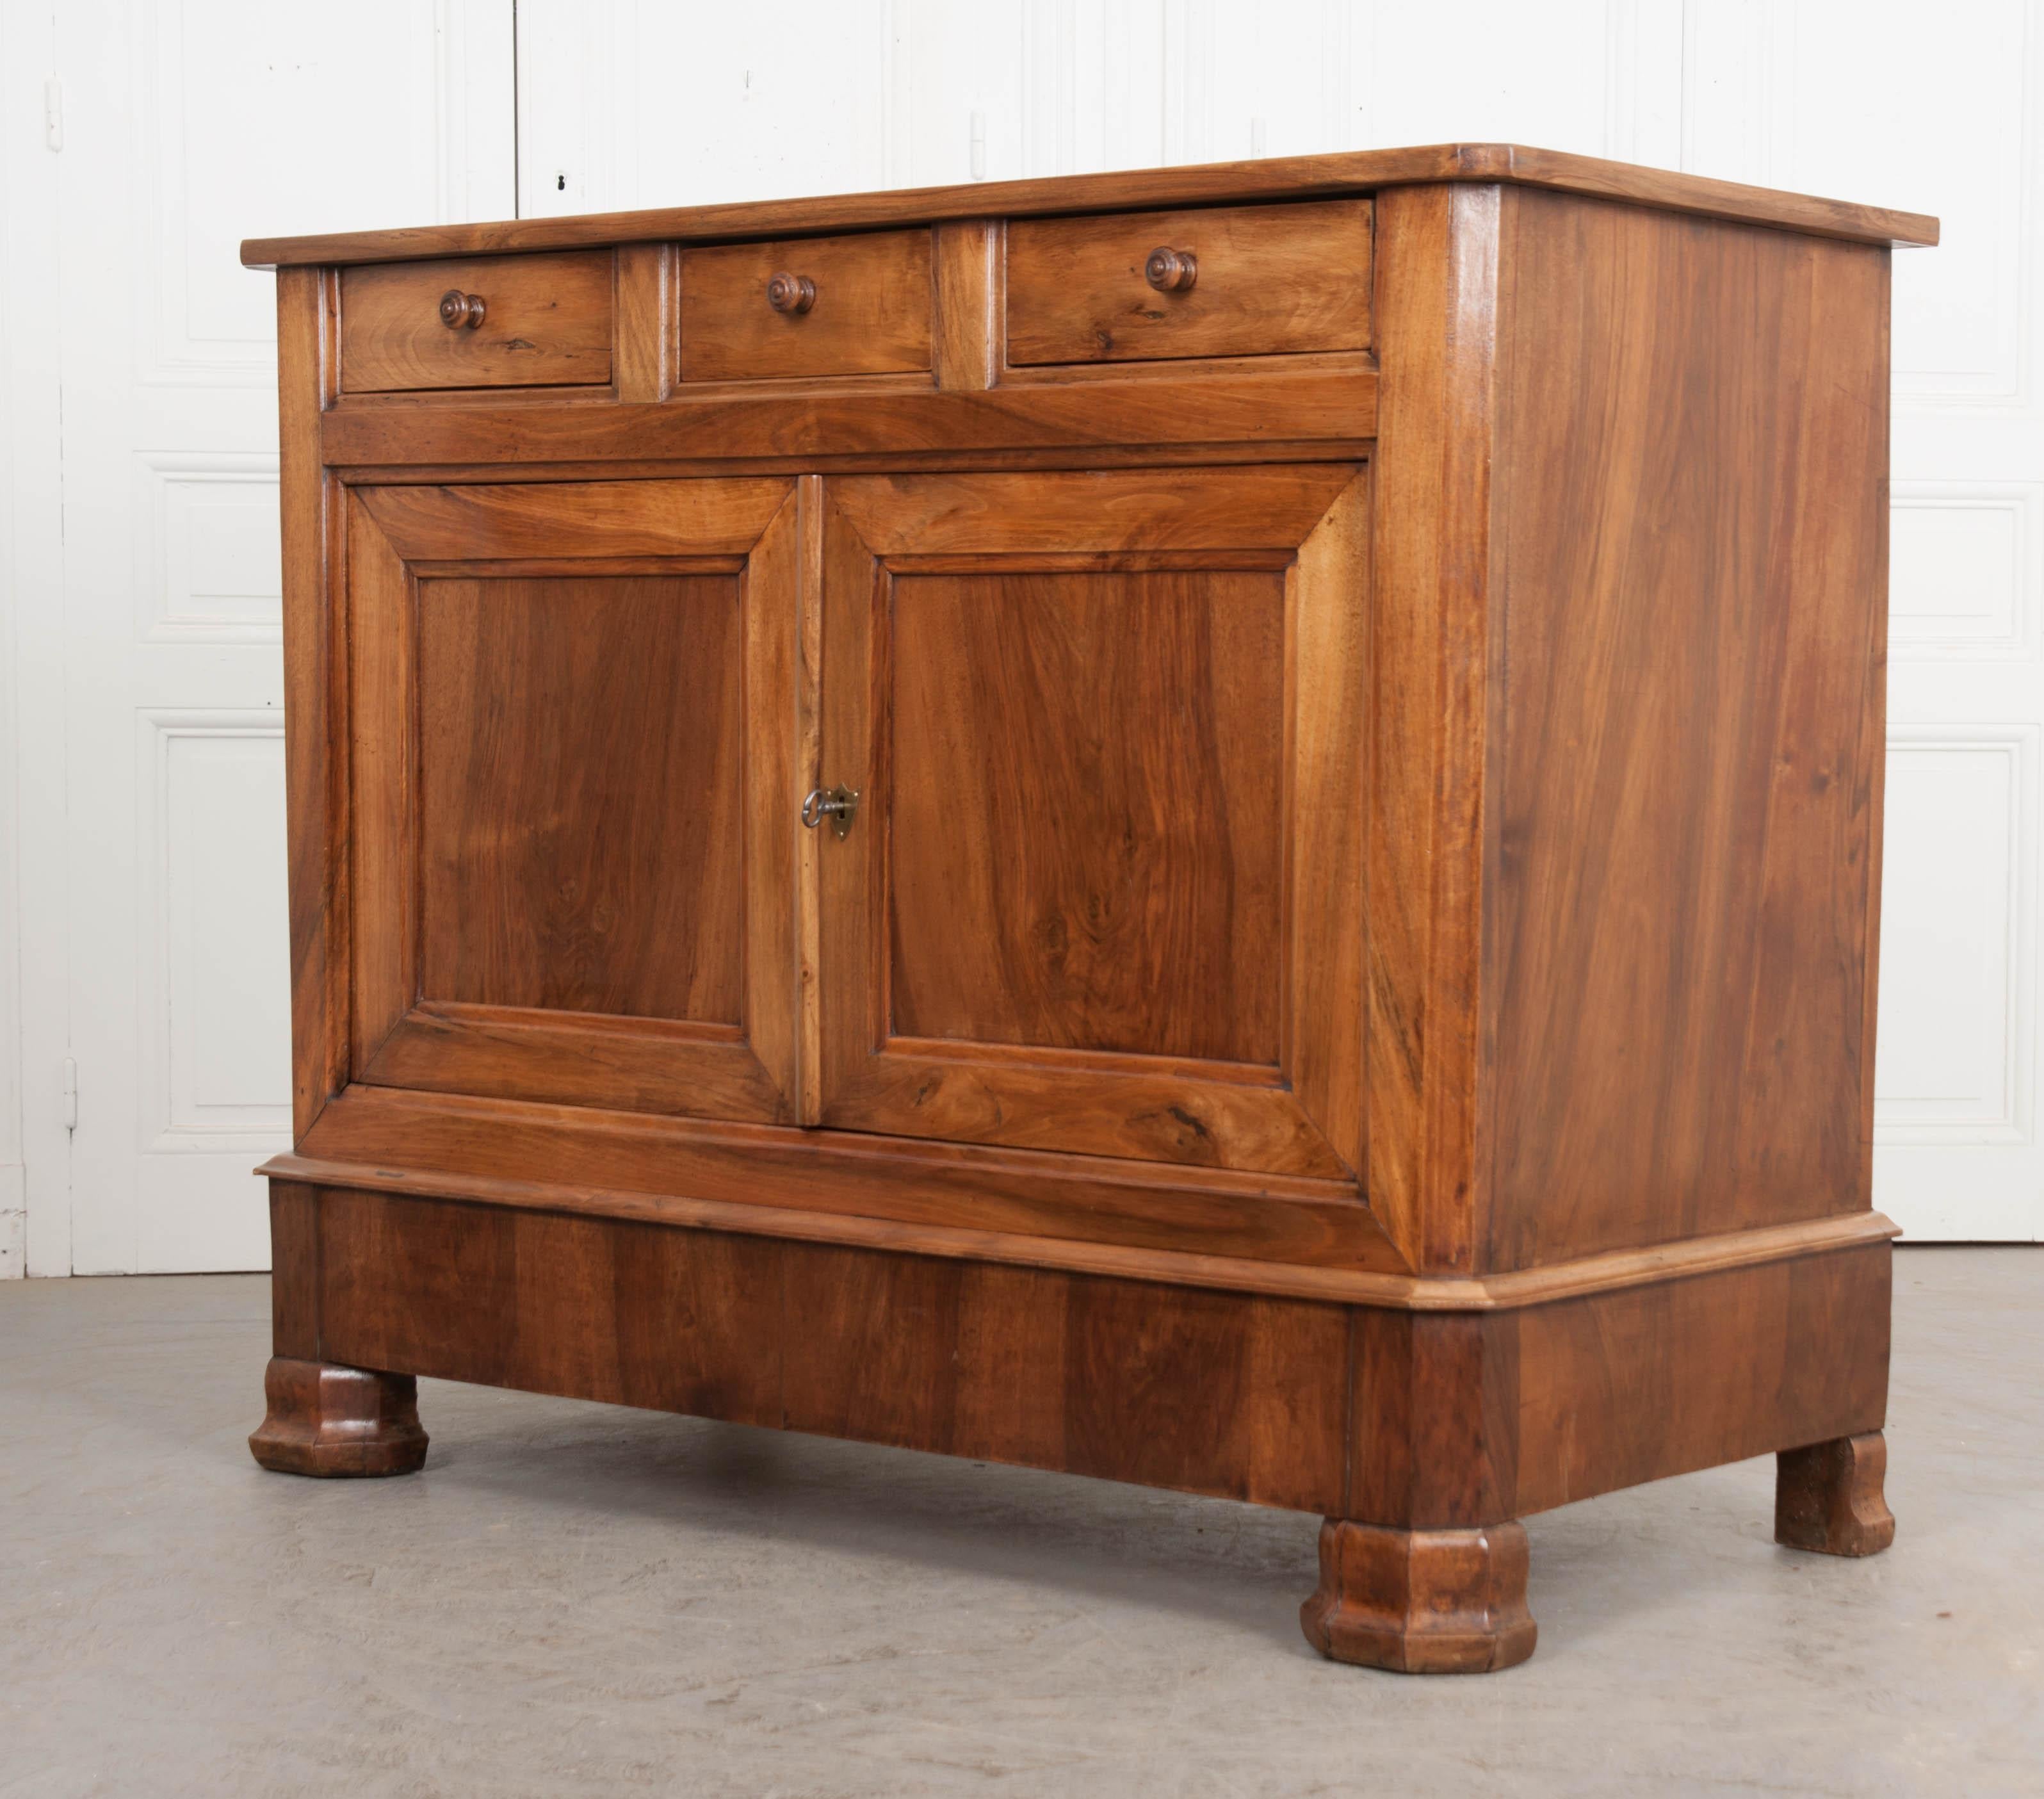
[1005,199,1372,366]
[679,229,932,382]
[339,252,615,394]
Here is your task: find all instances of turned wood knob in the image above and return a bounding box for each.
[437,289,487,329]
[1144,246,1197,292]
[766,272,817,315]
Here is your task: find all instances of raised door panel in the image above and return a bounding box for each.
[345,478,803,1123]
[888,567,1285,1064]
[812,467,1367,1176]
[415,573,743,1021]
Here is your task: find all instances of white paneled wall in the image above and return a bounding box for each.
[0,1,2035,1271]
[513,0,1637,216]
[1,1,516,1275]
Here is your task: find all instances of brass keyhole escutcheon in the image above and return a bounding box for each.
[800,785,859,839]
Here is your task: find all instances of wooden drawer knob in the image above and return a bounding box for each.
[766,272,817,315]
[1144,246,1197,293]
[437,289,487,329]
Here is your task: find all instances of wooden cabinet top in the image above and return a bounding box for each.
[241,142,1938,269]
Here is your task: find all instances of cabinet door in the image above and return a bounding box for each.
[345,478,802,1122]
[812,467,1366,1176]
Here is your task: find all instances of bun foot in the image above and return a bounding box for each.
[248,1356,429,1477]
[1301,1518,1537,1673]
[1776,1430,1895,1557]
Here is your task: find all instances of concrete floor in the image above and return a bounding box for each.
[1,1251,2038,1798]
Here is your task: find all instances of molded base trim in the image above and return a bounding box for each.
[264,1128,1896,1311]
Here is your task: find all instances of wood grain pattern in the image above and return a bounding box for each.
[268,1182,320,1362]
[1775,1431,1896,1556]
[815,468,1363,1175]
[1504,1244,1892,1516]
[242,143,1937,268]
[339,252,615,393]
[818,1050,1347,1175]
[248,1356,430,1477]
[1363,185,1501,1274]
[309,1182,1350,1511]
[1301,1520,1536,1673]
[1480,190,1892,1269]
[742,486,809,1116]
[360,1002,783,1120]
[273,1140,1892,1311]
[256,155,1913,1675]
[272,1176,1894,1540]
[812,494,884,1128]
[795,476,828,1122]
[287,1084,1400,1277]
[346,480,802,1124]
[345,491,417,1073]
[932,220,1000,390]
[613,242,674,402]
[679,230,932,381]
[888,567,1286,1062]
[277,269,346,1137]
[1336,1242,1892,1528]
[1288,472,1369,1173]
[1347,1308,1514,1529]
[1007,199,1372,364]
[416,572,745,1021]
[359,476,791,559]
[827,463,1356,555]
[316,1191,786,1427]
[320,371,1379,469]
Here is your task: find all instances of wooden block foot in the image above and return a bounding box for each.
[248,1356,430,1477]
[1775,1430,1895,1557]
[1300,1518,1537,1673]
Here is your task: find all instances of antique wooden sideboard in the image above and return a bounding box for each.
[241,145,1936,1673]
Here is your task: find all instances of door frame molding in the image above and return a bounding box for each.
[337,476,805,1125]
[809,464,1368,1176]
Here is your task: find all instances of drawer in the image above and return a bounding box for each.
[339,252,615,395]
[1005,199,1372,366]
[679,229,932,382]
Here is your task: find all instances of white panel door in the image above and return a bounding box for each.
[38,0,515,1273]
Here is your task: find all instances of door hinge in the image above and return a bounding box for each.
[60,1055,77,1132]
[44,78,63,152]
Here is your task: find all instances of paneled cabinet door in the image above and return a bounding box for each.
[344,478,803,1122]
[811,466,1367,1176]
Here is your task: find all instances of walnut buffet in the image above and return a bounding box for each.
[241,145,1936,1673]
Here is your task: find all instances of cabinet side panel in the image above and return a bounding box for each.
[1485,190,1890,1269]
[1509,1244,1892,1514]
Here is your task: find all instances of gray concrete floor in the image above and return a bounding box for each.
[1,1250,2038,1799]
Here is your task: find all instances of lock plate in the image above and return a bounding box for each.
[800,785,860,840]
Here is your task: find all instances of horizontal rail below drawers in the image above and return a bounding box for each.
[317,370,1378,470]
